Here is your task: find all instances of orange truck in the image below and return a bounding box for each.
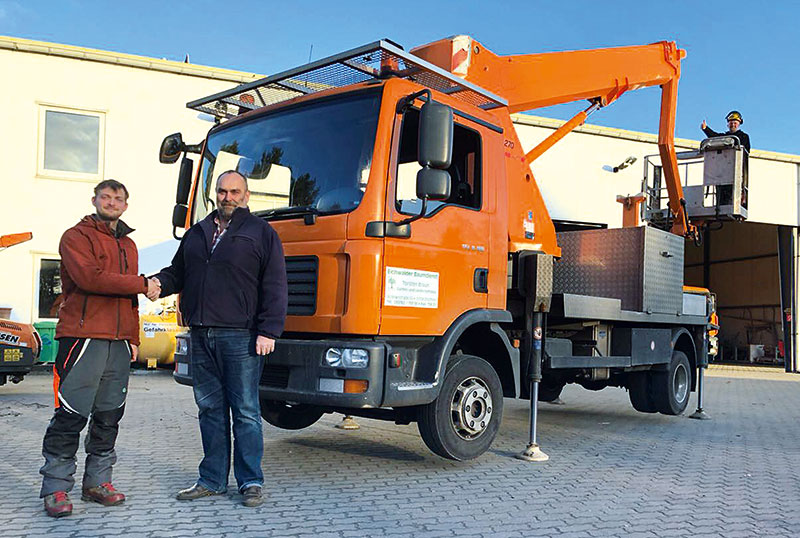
[162,36,715,460]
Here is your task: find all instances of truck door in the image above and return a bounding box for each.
[380,106,490,335]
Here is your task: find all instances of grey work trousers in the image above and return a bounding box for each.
[39,338,131,497]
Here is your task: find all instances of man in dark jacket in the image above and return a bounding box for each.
[151,170,287,507]
[40,179,158,517]
[701,110,751,152]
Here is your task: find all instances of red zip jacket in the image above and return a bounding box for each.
[55,215,147,345]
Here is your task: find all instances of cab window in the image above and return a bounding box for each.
[395,107,482,215]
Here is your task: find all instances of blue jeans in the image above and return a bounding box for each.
[190,328,264,493]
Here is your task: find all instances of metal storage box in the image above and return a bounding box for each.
[553,226,684,315]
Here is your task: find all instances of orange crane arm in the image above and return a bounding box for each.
[411,37,695,240]
[0,232,33,249]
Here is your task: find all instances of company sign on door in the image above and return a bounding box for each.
[384,267,439,309]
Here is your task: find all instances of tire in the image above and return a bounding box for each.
[652,351,691,415]
[417,354,504,461]
[628,371,657,413]
[538,379,565,402]
[260,399,324,430]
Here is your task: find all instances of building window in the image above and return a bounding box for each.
[38,105,105,180]
[38,258,62,319]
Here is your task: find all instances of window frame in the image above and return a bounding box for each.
[37,103,107,182]
[394,105,484,218]
[31,253,62,322]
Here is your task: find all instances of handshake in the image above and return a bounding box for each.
[145,277,162,301]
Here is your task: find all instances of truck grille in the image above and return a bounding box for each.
[261,365,290,388]
[285,256,318,316]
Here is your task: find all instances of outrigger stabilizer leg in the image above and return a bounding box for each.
[517,311,549,462]
[689,365,711,420]
[335,415,361,429]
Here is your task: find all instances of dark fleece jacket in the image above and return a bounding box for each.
[154,207,288,339]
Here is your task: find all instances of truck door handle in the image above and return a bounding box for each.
[474,268,488,293]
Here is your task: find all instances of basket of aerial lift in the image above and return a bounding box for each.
[643,136,748,226]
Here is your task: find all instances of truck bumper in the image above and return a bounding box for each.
[260,339,386,408]
[0,345,36,378]
[172,333,386,408]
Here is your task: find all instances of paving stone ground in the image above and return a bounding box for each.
[1,364,799,537]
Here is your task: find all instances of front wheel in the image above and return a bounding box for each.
[417,354,503,461]
[260,399,324,430]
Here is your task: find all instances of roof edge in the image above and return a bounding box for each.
[0,34,262,84]
[511,113,800,164]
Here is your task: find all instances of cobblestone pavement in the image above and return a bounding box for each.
[1,365,799,537]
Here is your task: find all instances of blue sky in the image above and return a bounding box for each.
[1,0,797,154]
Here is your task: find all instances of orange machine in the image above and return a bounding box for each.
[161,36,715,460]
[0,233,42,386]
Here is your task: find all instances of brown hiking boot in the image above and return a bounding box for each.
[242,485,263,507]
[81,482,125,506]
[175,483,224,501]
[44,491,73,517]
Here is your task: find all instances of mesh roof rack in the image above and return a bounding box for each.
[187,39,508,120]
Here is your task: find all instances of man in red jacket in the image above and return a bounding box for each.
[39,180,159,517]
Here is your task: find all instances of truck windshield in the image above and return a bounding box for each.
[193,90,381,222]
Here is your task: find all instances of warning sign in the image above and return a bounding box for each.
[143,322,171,339]
[384,267,439,309]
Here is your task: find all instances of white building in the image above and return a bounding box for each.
[0,35,260,323]
[1,35,798,371]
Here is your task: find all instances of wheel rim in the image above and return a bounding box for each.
[673,363,689,404]
[450,376,493,440]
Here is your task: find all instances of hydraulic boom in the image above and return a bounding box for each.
[412,36,697,240]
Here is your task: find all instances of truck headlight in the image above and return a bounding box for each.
[323,348,369,368]
[343,348,369,368]
[324,348,342,366]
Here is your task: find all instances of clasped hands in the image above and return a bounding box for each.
[145,277,162,301]
[142,276,274,356]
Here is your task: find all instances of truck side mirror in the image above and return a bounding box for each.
[172,204,188,229]
[416,168,451,201]
[173,157,194,232]
[176,157,193,205]
[418,101,453,169]
[160,133,184,164]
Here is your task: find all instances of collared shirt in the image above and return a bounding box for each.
[211,217,228,252]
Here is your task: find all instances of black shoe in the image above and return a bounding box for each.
[175,484,223,501]
[242,486,263,507]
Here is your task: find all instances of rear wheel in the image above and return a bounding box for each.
[260,399,324,430]
[417,354,503,461]
[652,351,691,415]
[628,371,657,413]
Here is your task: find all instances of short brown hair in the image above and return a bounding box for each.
[94,179,129,200]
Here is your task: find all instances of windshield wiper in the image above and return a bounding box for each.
[255,205,320,224]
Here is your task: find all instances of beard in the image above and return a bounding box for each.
[95,207,120,221]
[218,203,237,220]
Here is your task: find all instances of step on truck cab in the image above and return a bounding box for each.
[162,36,718,460]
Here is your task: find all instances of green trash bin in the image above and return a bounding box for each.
[34,321,59,364]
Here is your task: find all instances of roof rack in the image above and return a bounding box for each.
[187,39,508,120]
